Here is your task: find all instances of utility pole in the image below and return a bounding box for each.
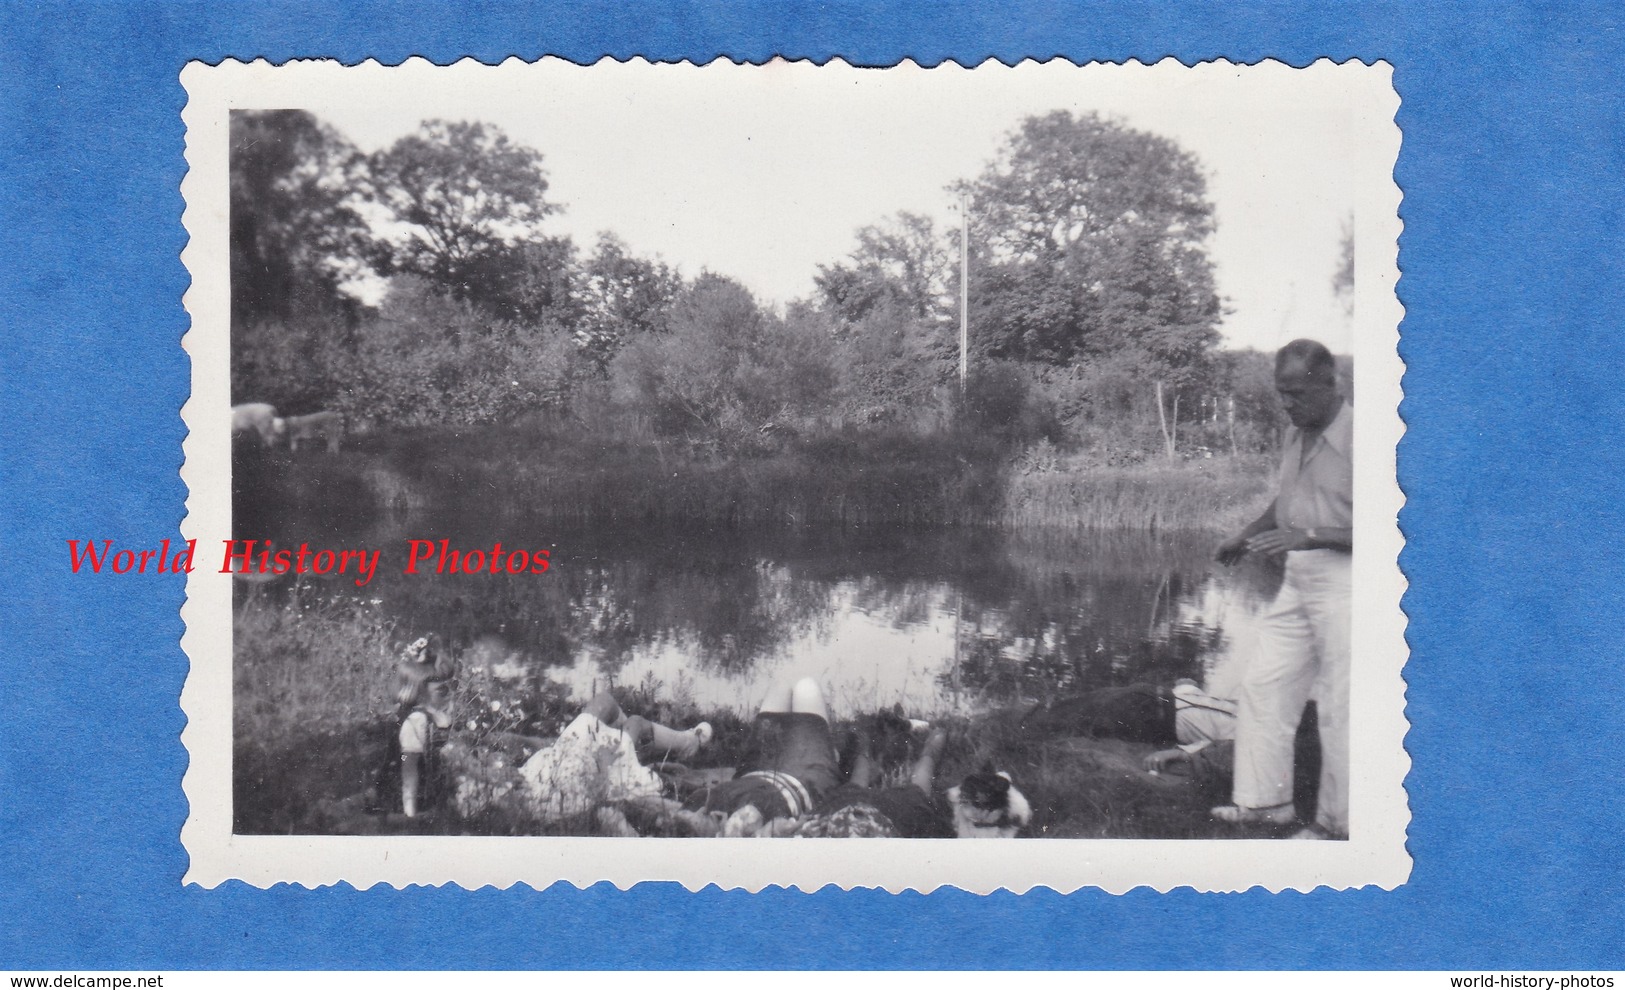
[959,191,969,390]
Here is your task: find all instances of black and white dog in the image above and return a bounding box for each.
[946,770,1033,838]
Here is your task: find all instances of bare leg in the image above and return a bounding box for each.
[585,692,710,760]
[398,711,432,817]
[747,677,825,774]
[619,714,656,748]
[401,753,422,817]
[634,718,709,758]
[758,676,828,717]
[909,729,948,795]
[848,729,879,788]
[789,677,829,720]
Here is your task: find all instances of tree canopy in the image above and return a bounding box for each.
[961,110,1222,374]
[366,120,561,305]
[229,110,368,329]
[577,233,684,368]
[1332,215,1354,317]
[815,211,953,325]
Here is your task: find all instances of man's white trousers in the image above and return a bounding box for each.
[1233,548,1351,835]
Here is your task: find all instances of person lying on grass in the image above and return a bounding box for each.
[511,690,712,823]
[1020,678,1236,750]
[617,676,1032,838]
[432,684,712,826]
[1023,676,1326,832]
[372,630,716,823]
[790,726,1033,839]
[680,675,842,835]
[1140,679,1238,779]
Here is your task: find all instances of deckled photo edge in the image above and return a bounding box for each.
[179,56,1409,894]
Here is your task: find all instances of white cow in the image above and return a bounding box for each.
[231,403,285,447]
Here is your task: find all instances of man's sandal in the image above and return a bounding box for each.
[1210,802,1296,825]
[1289,824,1347,840]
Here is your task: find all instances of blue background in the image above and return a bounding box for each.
[2,0,1622,970]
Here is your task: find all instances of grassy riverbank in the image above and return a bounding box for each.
[234,588,1284,839]
[233,611,1245,840]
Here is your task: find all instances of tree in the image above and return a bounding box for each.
[953,111,1225,458]
[831,297,949,428]
[366,120,561,306]
[229,110,371,408]
[467,235,582,327]
[612,273,767,437]
[814,212,960,425]
[960,111,1222,371]
[577,233,684,369]
[1214,349,1286,455]
[1332,214,1355,318]
[229,110,369,330]
[612,274,836,448]
[814,211,954,325]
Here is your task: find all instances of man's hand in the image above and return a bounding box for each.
[1245,527,1313,556]
[1215,533,1250,565]
[1218,502,1280,565]
[1143,748,1190,774]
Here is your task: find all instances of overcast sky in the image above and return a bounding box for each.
[305,59,1390,354]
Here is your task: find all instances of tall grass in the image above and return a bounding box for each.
[1002,453,1274,534]
[232,586,401,832]
[233,586,398,752]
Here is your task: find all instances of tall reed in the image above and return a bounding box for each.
[1001,455,1273,533]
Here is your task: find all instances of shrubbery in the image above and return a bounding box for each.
[321,277,590,427]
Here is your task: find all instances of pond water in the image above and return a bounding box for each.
[244,509,1282,718]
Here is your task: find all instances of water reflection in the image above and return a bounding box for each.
[246,511,1281,716]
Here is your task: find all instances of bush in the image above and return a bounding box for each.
[954,361,1061,446]
[231,312,353,412]
[611,274,840,453]
[830,300,951,430]
[332,276,590,428]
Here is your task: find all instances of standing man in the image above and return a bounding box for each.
[1211,339,1353,839]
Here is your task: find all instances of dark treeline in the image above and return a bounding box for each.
[232,109,1338,472]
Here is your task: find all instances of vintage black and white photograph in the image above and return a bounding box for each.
[180,58,1408,892]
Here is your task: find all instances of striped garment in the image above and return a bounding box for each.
[741,770,814,818]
